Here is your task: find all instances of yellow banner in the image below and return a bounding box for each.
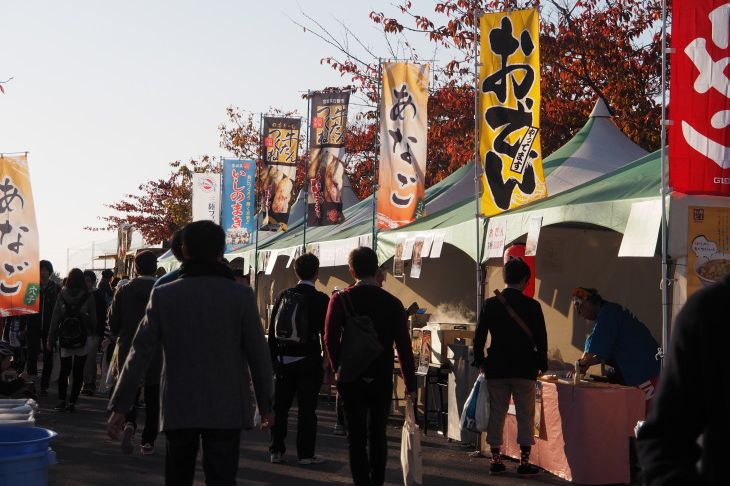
[377,62,429,229]
[0,154,40,316]
[687,206,730,296]
[479,9,546,216]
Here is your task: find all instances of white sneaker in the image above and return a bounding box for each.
[298,455,325,465]
[270,452,284,464]
[121,424,134,455]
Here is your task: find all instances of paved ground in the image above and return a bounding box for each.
[34,388,576,486]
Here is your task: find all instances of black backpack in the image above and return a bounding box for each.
[336,291,384,383]
[58,294,88,350]
[273,289,310,345]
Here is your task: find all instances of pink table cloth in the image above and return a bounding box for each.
[502,380,645,484]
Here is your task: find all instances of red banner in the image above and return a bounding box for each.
[670,1,730,195]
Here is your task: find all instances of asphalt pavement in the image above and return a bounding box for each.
[35,388,574,486]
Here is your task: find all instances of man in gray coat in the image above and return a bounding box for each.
[107,221,274,486]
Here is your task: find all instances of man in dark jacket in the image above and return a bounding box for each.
[81,270,111,396]
[107,251,160,455]
[267,252,330,465]
[473,257,548,476]
[636,274,730,486]
[37,260,60,396]
[107,221,273,486]
[325,246,417,486]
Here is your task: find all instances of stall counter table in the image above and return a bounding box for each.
[501,379,645,485]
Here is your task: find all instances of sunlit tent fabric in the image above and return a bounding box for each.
[543,98,647,196]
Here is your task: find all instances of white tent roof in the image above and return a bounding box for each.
[544,98,648,196]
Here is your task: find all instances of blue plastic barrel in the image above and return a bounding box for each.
[0,427,57,486]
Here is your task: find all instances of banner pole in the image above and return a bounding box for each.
[473,10,483,322]
[659,0,669,367]
[372,60,383,252]
[254,114,262,291]
[304,91,311,252]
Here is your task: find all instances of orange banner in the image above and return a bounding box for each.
[0,154,40,316]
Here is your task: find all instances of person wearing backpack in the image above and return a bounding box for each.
[267,252,330,465]
[325,246,417,486]
[47,268,97,412]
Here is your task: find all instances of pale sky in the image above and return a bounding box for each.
[1,0,427,274]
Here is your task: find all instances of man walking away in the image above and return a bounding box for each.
[268,252,330,465]
[473,257,548,475]
[38,260,60,397]
[155,229,183,287]
[81,270,108,396]
[325,246,417,486]
[107,251,160,455]
[107,221,274,486]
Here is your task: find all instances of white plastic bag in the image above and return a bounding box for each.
[460,374,490,432]
[401,399,423,486]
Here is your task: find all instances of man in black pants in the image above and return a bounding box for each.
[268,252,330,465]
[325,247,417,486]
[37,260,60,396]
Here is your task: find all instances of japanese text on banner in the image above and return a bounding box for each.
[479,9,547,216]
[221,159,256,253]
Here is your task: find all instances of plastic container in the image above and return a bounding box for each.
[0,427,57,486]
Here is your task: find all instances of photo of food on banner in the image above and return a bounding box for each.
[260,164,295,232]
[306,148,345,226]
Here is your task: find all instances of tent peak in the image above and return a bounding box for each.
[589,97,612,118]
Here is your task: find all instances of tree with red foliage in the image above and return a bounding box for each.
[299,0,665,197]
[89,156,218,245]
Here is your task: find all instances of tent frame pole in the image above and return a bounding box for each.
[473,10,483,320]
[254,114,262,292]
[659,0,669,367]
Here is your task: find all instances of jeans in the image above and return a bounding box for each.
[125,384,160,446]
[338,377,393,486]
[165,428,241,486]
[269,356,324,459]
[58,354,87,403]
[486,378,537,447]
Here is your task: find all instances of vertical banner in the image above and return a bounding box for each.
[192,173,221,223]
[687,206,730,296]
[307,91,349,226]
[261,117,301,230]
[377,62,430,229]
[669,1,730,196]
[116,224,133,276]
[222,159,256,253]
[0,154,40,316]
[479,9,546,216]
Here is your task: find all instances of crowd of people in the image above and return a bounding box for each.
[1,218,723,485]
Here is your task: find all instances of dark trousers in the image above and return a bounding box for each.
[165,428,241,486]
[40,348,54,391]
[25,324,41,376]
[338,377,393,486]
[126,384,160,446]
[269,357,324,459]
[58,354,86,403]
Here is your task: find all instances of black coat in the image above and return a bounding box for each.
[637,275,730,486]
[473,287,548,380]
[268,283,329,361]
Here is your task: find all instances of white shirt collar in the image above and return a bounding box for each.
[298,280,315,287]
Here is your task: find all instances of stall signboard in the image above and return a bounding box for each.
[479,8,547,216]
[221,159,256,253]
[377,62,430,229]
[687,205,730,296]
[0,154,40,317]
[192,173,221,224]
[525,216,542,256]
[485,219,507,259]
[393,238,405,278]
[307,91,349,226]
[669,1,730,196]
[410,238,424,278]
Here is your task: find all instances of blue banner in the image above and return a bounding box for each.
[221,159,256,253]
